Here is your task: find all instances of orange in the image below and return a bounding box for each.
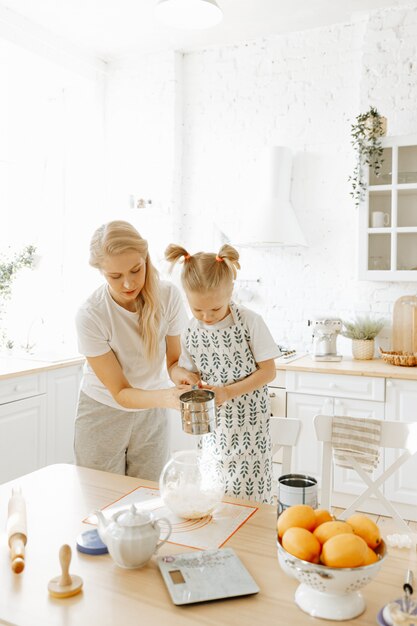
[282,527,321,563]
[313,520,353,545]
[362,546,379,565]
[313,508,333,528]
[346,513,382,549]
[321,533,368,568]
[277,504,316,539]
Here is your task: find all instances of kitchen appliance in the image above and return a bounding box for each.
[308,318,343,362]
[180,388,217,435]
[158,548,259,605]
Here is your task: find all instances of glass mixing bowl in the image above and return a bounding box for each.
[159,450,224,519]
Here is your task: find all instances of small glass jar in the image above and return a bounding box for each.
[159,450,224,519]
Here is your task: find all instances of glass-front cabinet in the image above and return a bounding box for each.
[359,134,417,280]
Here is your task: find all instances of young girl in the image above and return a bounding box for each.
[165,243,280,504]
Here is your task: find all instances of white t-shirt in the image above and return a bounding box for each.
[179,303,280,372]
[76,281,189,410]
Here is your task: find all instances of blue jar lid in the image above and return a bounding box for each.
[76,528,108,555]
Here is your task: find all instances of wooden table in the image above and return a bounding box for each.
[0,464,413,626]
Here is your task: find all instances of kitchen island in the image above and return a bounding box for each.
[0,463,411,626]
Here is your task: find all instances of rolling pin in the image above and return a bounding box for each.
[7,486,27,573]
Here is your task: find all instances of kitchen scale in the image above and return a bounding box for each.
[157,548,259,605]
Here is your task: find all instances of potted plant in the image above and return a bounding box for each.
[349,107,387,208]
[342,315,385,360]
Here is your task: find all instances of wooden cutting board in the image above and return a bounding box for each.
[392,295,417,352]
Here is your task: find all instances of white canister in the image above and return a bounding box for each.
[277,473,318,517]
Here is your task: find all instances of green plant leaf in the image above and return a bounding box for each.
[341,315,385,340]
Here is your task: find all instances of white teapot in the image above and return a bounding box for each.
[95,504,171,569]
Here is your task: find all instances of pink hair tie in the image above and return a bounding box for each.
[215,255,223,262]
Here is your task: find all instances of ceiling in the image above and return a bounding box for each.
[0,0,413,61]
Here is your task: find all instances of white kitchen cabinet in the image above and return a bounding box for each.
[0,376,47,483]
[384,378,417,519]
[359,133,417,281]
[269,371,287,485]
[286,370,385,510]
[46,364,83,464]
[0,362,83,484]
[286,391,331,478]
[269,370,287,417]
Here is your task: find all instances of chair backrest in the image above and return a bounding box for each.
[314,414,417,533]
[270,416,301,477]
[314,414,414,450]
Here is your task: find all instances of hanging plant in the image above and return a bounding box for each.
[348,107,387,208]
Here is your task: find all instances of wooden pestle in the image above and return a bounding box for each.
[7,486,27,574]
[48,544,83,598]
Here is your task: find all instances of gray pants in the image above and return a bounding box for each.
[74,391,169,480]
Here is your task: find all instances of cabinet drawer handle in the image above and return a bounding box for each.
[386,380,393,388]
[14,385,26,393]
[269,392,276,398]
[329,383,337,390]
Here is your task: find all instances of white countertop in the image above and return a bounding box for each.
[0,354,85,379]
[275,354,417,381]
[2,352,417,382]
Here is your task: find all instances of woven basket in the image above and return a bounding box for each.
[352,339,375,360]
[379,348,417,367]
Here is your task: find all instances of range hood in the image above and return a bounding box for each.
[235,146,307,248]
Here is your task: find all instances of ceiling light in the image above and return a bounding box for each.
[155,0,223,30]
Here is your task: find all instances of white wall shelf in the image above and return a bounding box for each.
[359,133,417,281]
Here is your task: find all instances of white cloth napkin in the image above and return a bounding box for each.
[331,415,381,472]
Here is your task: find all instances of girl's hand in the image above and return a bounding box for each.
[206,385,230,407]
[169,365,201,387]
[179,370,201,386]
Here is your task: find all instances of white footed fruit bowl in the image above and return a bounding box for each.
[277,539,387,621]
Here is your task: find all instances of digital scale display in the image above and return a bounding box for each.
[168,570,186,585]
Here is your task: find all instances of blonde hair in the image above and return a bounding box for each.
[90,220,161,361]
[165,243,240,293]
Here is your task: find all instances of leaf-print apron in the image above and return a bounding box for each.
[184,302,273,504]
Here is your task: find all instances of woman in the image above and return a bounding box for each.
[74,220,197,479]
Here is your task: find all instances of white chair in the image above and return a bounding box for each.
[314,414,417,534]
[270,416,301,477]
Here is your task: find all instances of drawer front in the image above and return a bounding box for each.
[271,370,286,388]
[0,374,46,404]
[269,388,286,416]
[286,371,385,402]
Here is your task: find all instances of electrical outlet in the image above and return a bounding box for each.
[129,195,153,210]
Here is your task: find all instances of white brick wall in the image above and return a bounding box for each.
[106,5,417,354]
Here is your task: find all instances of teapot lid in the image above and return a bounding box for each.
[116,504,151,527]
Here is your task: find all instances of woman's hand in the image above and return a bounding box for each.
[163,384,192,410]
